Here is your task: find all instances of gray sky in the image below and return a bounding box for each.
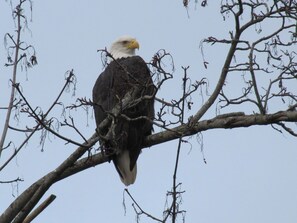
[1,1,297,222]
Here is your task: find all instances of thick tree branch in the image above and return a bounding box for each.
[145,110,297,147]
[23,194,56,223]
[48,110,297,182]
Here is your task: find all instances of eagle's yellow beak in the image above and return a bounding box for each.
[127,39,140,50]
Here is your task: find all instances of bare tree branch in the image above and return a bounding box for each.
[23,194,56,223]
[0,1,24,157]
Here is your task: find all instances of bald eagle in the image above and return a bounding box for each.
[92,36,155,186]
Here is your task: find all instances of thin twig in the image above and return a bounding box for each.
[125,189,163,222]
[0,1,23,157]
[0,70,77,172]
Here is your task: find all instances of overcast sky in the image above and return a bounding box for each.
[1,1,297,223]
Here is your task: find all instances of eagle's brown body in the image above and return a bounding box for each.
[92,55,154,186]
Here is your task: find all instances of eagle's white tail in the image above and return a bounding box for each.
[113,150,137,186]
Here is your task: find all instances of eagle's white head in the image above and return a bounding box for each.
[109,35,140,60]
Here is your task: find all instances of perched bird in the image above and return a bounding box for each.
[92,36,155,186]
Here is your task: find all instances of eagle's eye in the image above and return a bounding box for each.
[122,40,129,45]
